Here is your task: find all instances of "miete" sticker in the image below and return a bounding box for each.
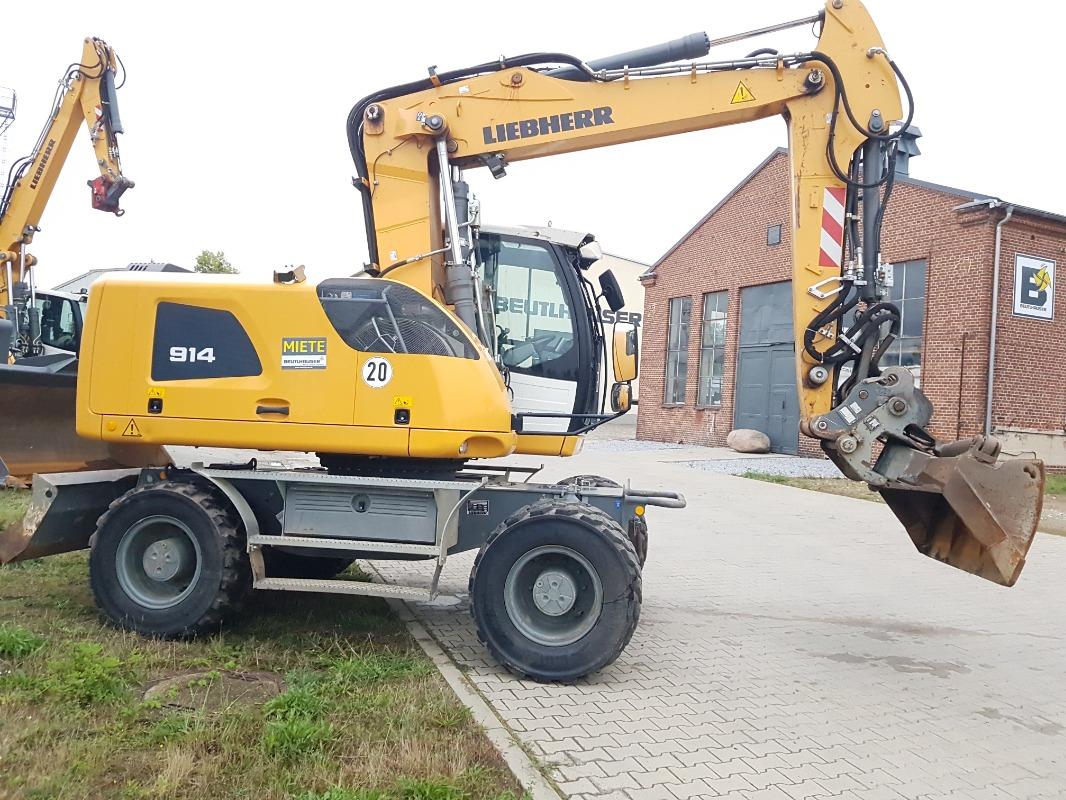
[281,337,327,370]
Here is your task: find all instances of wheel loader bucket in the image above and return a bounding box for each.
[0,469,141,564]
[0,362,167,482]
[878,443,1044,587]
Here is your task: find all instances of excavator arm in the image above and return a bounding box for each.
[348,0,1044,585]
[0,37,132,356]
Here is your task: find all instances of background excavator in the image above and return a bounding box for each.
[0,1,1046,681]
[0,38,164,477]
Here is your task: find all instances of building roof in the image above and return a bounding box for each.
[643,148,788,279]
[52,267,111,291]
[643,148,1066,279]
[53,262,188,291]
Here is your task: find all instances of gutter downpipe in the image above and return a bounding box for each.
[986,203,1014,437]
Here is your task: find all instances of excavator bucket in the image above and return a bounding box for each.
[0,362,166,481]
[877,439,1044,587]
[0,469,140,563]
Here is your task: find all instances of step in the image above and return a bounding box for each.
[248,535,439,557]
[254,576,435,601]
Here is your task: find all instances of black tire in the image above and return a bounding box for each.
[556,475,648,567]
[555,475,621,489]
[628,516,649,568]
[89,480,251,638]
[469,499,641,682]
[263,549,355,579]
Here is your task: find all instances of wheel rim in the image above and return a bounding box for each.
[503,545,603,647]
[115,515,202,610]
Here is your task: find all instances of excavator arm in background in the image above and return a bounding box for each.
[348,0,1044,585]
[0,37,133,359]
[0,39,160,482]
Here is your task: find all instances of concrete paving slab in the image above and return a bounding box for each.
[372,440,1066,800]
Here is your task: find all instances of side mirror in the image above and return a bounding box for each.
[578,240,603,266]
[610,381,632,413]
[598,269,625,312]
[612,325,638,383]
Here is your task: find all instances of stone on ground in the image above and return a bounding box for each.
[726,428,771,453]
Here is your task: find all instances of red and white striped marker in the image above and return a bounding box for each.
[818,186,846,268]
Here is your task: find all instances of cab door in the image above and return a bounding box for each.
[478,234,598,432]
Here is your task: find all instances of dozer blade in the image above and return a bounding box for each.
[0,469,141,563]
[878,439,1044,587]
[0,362,166,482]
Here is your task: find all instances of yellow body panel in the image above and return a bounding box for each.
[76,273,515,459]
[515,434,583,458]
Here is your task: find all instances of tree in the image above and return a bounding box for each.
[194,250,238,274]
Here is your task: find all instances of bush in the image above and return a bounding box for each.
[293,790,388,800]
[262,717,332,760]
[0,625,46,659]
[264,683,326,721]
[397,780,466,800]
[44,642,130,706]
[329,652,430,685]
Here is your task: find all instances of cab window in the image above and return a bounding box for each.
[34,296,80,351]
[479,236,578,381]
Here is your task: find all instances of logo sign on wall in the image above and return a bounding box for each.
[1013,254,1055,320]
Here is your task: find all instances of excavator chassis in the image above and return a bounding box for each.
[0,461,684,682]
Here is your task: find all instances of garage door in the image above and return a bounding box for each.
[734,282,799,455]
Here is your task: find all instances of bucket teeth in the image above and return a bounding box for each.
[879,443,1044,587]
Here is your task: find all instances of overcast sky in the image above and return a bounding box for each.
[2,0,1062,288]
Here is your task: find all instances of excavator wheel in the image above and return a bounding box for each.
[555,475,648,567]
[469,498,641,683]
[89,480,251,639]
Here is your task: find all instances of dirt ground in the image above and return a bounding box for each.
[0,488,523,800]
[741,471,1066,537]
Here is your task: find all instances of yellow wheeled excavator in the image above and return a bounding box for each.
[0,38,163,476]
[0,2,1045,682]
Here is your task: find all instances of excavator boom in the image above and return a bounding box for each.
[1,38,132,309]
[345,1,1044,584]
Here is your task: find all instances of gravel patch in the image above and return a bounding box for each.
[683,456,844,478]
[582,439,685,452]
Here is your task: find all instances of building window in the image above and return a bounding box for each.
[767,224,782,246]
[884,259,927,369]
[842,259,927,372]
[697,291,728,406]
[664,296,691,405]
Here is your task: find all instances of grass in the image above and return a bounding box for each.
[0,486,30,527]
[0,487,524,800]
[740,468,1066,537]
[1046,474,1066,497]
[740,470,885,503]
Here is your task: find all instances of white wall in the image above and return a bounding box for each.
[588,252,647,395]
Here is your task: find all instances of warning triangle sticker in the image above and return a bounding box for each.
[122,419,142,438]
[731,82,756,104]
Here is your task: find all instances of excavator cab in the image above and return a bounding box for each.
[477,225,622,435]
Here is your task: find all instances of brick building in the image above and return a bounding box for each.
[637,141,1066,465]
